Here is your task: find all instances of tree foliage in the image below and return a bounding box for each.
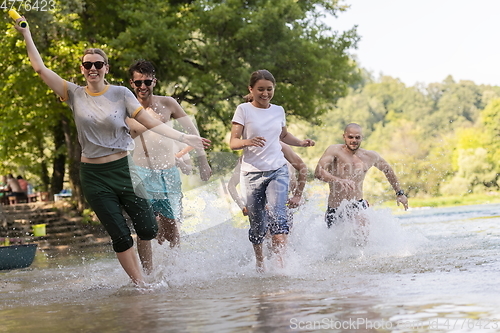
[0,0,360,210]
[4,0,498,207]
[307,74,500,202]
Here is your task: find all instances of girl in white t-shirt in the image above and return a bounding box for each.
[229,70,315,272]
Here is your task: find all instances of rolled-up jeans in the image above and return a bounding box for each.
[242,164,289,245]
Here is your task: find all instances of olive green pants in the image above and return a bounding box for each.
[80,156,157,252]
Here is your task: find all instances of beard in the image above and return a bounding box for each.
[346,142,360,152]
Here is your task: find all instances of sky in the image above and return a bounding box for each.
[326,0,500,87]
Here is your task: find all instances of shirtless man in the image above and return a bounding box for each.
[315,123,408,228]
[126,60,211,264]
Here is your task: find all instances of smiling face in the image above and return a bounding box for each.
[248,79,274,109]
[130,71,156,100]
[81,53,108,83]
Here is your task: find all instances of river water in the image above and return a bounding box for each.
[1,182,500,332]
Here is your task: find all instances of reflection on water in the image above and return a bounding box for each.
[2,182,500,332]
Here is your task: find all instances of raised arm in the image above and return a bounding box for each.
[281,143,307,208]
[374,154,408,210]
[14,17,66,98]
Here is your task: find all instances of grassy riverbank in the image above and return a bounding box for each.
[306,182,500,211]
[380,192,500,210]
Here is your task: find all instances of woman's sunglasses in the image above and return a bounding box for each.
[82,61,106,70]
[133,80,154,87]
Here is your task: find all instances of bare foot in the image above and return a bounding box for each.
[256,260,265,273]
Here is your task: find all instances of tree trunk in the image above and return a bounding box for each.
[37,139,50,194]
[61,114,86,212]
[51,120,66,195]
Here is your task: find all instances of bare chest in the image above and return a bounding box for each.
[333,154,371,178]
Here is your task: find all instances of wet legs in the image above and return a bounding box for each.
[137,239,153,275]
[253,233,287,272]
[116,247,144,286]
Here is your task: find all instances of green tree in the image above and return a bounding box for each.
[1,0,360,211]
[89,0,361,147]
[479,98,500,186]
[423,76,484,135]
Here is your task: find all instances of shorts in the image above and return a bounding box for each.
[80,156,158,253]
[242,164,289,245]
[325,199,369,228]
[135,166,183,221]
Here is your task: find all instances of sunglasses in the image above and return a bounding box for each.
[133,80,154,87]
[82,61,106,70]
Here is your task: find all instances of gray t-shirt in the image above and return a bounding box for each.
[61,81,143,158]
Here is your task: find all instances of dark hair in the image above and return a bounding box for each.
[128,60,156,79]
[244,69,276,102]
[81,48,108,64]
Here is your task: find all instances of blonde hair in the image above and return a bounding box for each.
[81,48,108,64]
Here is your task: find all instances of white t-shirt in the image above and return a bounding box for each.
[232,102,286,172]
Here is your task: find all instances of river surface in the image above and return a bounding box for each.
[2,185,500,332]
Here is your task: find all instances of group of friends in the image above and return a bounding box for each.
[12,16,408,285]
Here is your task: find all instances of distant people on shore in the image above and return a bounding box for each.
[16,175,29,194]
[315,123,408,237]
[5,174,24,198]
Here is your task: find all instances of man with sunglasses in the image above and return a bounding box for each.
[126,60,212,248]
